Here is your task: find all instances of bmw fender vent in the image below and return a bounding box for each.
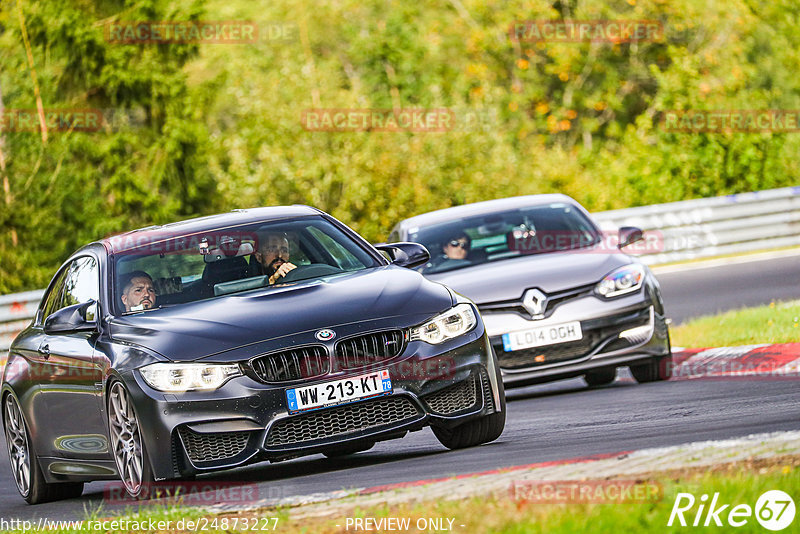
[424,374,478,415]
[177,427,250,464]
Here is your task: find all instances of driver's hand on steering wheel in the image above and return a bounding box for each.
[268,262,297,285]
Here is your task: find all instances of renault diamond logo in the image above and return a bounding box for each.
[315,329,336,341]
[522,288,548,319]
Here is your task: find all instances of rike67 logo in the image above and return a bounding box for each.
[669,490,795,531]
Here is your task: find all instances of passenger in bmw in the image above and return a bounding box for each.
[253,231,298,284]
[120,270,157,312]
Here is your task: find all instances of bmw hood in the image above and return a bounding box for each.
[425,252,634,304]
[108,266,453,361]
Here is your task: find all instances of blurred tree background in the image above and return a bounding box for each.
[1,0,799,292]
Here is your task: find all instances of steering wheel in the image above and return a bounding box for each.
[278,263,343,283]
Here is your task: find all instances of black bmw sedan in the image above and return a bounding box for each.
[2,206,505,504]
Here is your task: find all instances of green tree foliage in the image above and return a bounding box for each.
[0,0,217,291]
[1,0,799,292]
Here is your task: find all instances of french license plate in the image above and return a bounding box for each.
[286,370,392,413]
[501,321,582,351]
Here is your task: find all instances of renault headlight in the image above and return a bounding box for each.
[139,363,242,392]
[409,303,477,344]
[596,264,645,298]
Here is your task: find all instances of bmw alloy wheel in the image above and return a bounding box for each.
[4,395,31,497]
[108,382,146,496]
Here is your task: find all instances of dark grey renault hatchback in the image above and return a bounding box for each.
[2,206,504,504]
[390,195,672,390]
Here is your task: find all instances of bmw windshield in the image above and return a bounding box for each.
[409,203,601,275]
[111,216,381,315]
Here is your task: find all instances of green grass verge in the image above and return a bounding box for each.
[4,461,794,533]
[671,301,800,348]
[297,463,797,534]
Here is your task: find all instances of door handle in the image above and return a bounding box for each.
[39,344,50,359]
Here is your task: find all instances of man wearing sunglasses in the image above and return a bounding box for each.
[443,233,471,260]
[421,231,472,273]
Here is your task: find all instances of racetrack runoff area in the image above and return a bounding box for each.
[1,343,797,532]
[204,430,799,532]
[193,343,800,527]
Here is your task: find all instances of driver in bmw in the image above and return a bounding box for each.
[120,271,157,312]
[253,232,297,284]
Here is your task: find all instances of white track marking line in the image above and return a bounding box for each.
[652,247,800,275]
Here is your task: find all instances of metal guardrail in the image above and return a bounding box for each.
[2,186,799,362]
[1,290,44,365]
[593,186,800,265]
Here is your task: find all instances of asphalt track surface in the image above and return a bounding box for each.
[656,253,800,324]
[1,255,799,521]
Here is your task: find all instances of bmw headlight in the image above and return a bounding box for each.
[139,363,242,392]
[409,303,477,344]
[596,264,646,298]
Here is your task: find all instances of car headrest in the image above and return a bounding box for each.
[467,248,487,262]
[204,242,255,263]
[153,276,182,296]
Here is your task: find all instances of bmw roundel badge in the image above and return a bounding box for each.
[315,329,336,341]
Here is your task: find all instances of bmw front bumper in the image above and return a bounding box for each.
[124,326,502,481]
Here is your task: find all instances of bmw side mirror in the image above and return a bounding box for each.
[374,242,430,269]
[44,300,98,334]
[618,226,644,249]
